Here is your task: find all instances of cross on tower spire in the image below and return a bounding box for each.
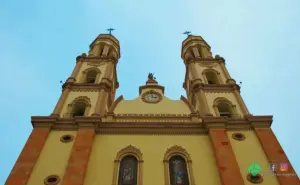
[107,28,115,34]
[183,31,191,37]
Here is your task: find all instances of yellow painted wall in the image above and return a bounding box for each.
[75,62,107,83]
[84,135,221,185]
[228,130,280,185]
[205,92,243,116]
[114,88,191,114]
[60,91,99,117]
[27,131,77,185]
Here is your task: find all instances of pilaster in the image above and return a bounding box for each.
[61,128,95,185]
[254,128,300,185]
[5,128,50,185]
[208,128,245,185]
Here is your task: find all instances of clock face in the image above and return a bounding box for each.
[142,91,161,103]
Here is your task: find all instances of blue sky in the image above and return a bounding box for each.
[0,0,299,183]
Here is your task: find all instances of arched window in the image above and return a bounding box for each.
[118,156,138,185]
[205,71,219,84]
[112,145,143,185]
[86,70,97,83]
[217,102,233,117]
[71,102,86,117]
[81,68,101,83]
[213,97,239,118]
[64,96,91,118]
[163,146,195,185]
[169,156,190,185]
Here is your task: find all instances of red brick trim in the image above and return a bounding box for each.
[5,128,50,185]
[209,129,245,185]
[255,128,300,185]
[61,129,95,185]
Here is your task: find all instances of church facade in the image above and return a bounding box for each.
[5,34,299,185]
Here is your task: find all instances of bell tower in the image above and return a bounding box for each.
[181,35,250,118]
[51,34,121,118]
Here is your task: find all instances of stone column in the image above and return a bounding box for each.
[61,128,95,185]
[92,62,115,116]
[189,62,201,80]
[93,89,109,116]
[67,60,83,83]
[189,62,211,116]
[208,128,245,185]
[103,61,114,79]
[51,87,70,116]
[200,47,211,58]
[255,128,300,185]
[192,47,200,58]
[102,45,110,56]
[88,44,101,56]
[5,127,50,185]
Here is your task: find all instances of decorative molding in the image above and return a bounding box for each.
[180,95,196,113]
[191,83,240,93]
[62,82,113,92]
[139,84,165,95]
[86,61,106,67]
[115,145,143,161]
[103,112,200,123]
[213,97,234,106]
[164,145,192,161]
[97,123,206,135]
[115,113,191,117]
[82,67,101,74]
[108,95,124,112]
[31,116,101,130]
[31,115,273,132]
[71,96,91,105]
[183,58,224,65]
[201,68,220,75]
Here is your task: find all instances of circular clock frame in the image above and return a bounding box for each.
[141,90,162,104]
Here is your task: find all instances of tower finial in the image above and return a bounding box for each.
[148,73,156,80]
[183,31,191,37]
[107,28,115,34]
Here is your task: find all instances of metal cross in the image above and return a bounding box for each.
[107,28,115,34]
[183,31,191,36]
